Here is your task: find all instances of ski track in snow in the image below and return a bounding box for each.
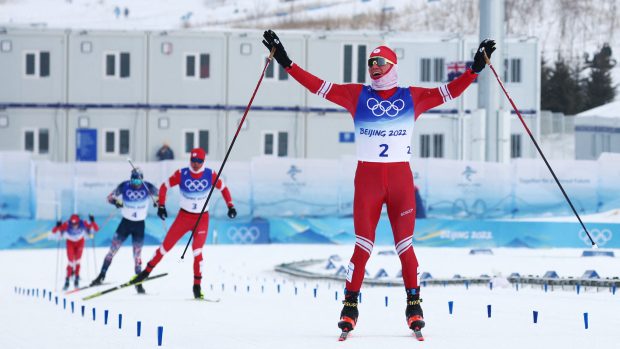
[2,244,619,348]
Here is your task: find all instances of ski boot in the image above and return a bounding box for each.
[338,290,359,333]
[135,284,146,294]
[74,276,80,288]
[406,288,425,331]
[62,277,70,291]
[193,284,204,299]
[131,269,150,285]
[90,272,105,286]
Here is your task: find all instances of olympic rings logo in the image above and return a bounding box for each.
[184,179,210,192]
[366,98,405,117]
[227,226,260,244]
[579,228,612,246]
[125,190,146,200]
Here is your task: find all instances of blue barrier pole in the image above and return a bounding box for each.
[118,314,123,329]
[157,326,163,346]
[92,308,96,321]
[583,313,589,329]
[137,321,142,337]
[71,301,75,314]
[277,284,281,293]
[487,305,492,318]
[104,310,109,325]
[314,289,317,298]
[63,298,66,310]
[533,311,538,323]
[81,305,85,317]
[448,301,454,314]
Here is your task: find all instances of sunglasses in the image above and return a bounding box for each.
[191,158,204,164]
[368,56,395,68]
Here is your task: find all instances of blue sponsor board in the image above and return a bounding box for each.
[339,132,355,143]
[76,128,97,162]
[1,216,618,250]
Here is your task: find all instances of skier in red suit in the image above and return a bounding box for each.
[132,148,237,299]
[51,214,99,290]
[262,30,496,334]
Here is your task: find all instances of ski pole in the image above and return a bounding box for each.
[482,50,597,248]
[127,158,168,233]
[54,234,62,291]
[89,209,116,274]
[180,47,277,259]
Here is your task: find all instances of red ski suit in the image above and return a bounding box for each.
[52,219,99,278]
[145,167,233,285]
[287,63,477,291]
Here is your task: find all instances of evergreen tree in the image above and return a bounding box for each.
[541,57,583,115]
[583,44,617,110]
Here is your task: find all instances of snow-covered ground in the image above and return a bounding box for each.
[2,244,619,348]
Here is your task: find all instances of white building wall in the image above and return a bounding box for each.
[0,28,66,104]
[67,30,147,103]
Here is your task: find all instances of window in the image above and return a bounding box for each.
[420,133,444,158]
[24,51,50,78]
[511,134,522,158]
[262,131,288,157]
[343,44,367,83]
[104,52,131,78]
[420,134,430,158]
[23,128,49,154]
[432,134,444,158]
[103,129,130,155]
[433,58,444,82]
[183,129,209,154]
[420,58,431,82]
[185,53,210,79]
[421,58,444,82]
[24,130,34,152]
[39,129,49,154]
[504,58,522,83]
[265,57,288,80]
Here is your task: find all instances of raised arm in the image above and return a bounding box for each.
[410,70,478,119]
[412,39,496,119]
[263,29,362,115]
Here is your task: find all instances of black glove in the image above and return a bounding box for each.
[227,206,237,219]
[157,205,168,220]
[471,39,496,73]
[89,214,95,223]
[262,29,293,68]
[55,220,62,228]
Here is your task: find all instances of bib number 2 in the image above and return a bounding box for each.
[379,144,389,157]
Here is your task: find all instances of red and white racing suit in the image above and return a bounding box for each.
[145,167,233,285]
[52,220,99,279]
[287,63,477,291]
